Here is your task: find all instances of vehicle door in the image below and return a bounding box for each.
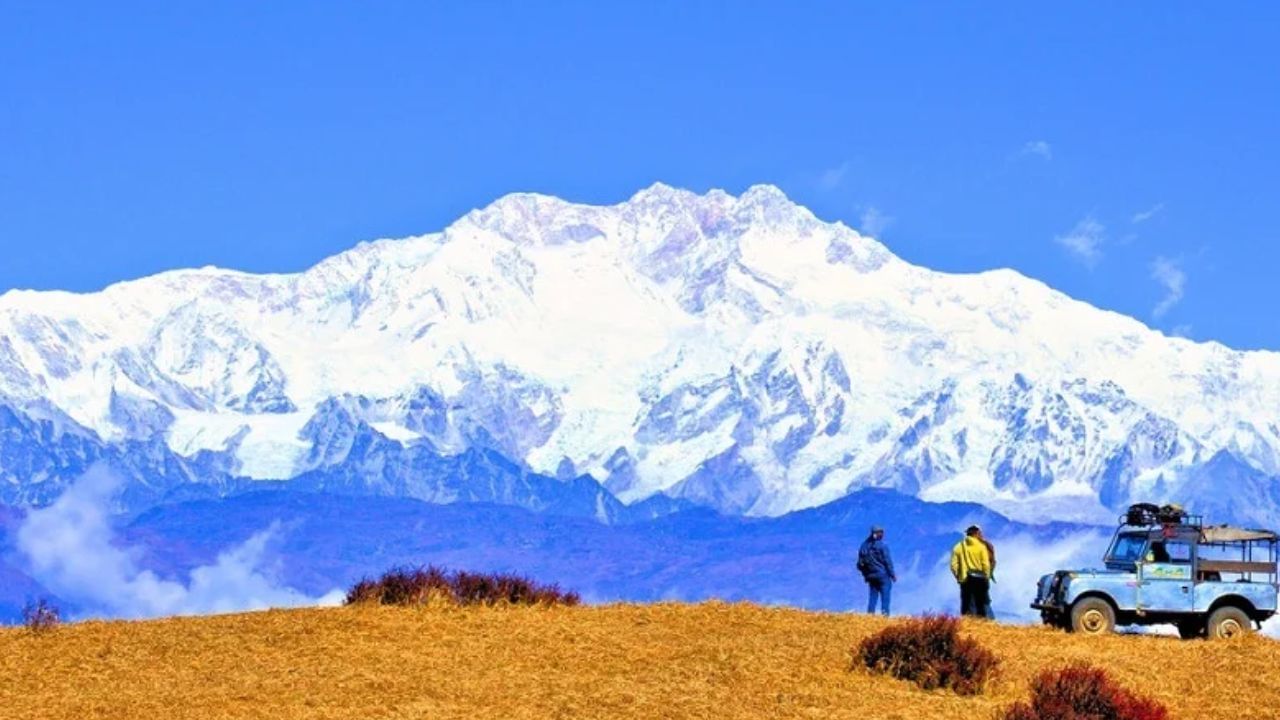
[1137,538,1195,612]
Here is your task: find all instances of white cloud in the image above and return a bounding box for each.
[1054,216,1105,266]
[858,206,893,238]
[1132,203,1165,224]
[1151,256,1186,318]
[16,465,343,620]
[1021,140,1053,160]
[891,528,1111,622]
[818,162,850,190]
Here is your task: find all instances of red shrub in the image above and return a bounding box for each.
[854,615,999,695]
[1001,665,1168,720]
[452,570,581,606]
[344,578,379,604]
[345,565,452,606]
[345,566,580,608]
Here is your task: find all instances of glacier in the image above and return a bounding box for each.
[2,183,1280,526]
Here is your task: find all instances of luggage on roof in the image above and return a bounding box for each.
[1123,502,1192,527]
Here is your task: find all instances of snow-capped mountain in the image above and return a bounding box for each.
[3,183,1280,525]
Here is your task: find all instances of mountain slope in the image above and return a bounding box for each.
[2,184,1279,523]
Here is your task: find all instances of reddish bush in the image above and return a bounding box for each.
[854,615,999,695]
[451,570,579,606]
[345,566,580,608]
[1001,665,1169,720]
[21,598,61,634]
[345,565,452,606]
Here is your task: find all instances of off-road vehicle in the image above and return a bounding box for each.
[1032,503,1278,638]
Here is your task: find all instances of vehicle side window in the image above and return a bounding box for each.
[1144,540,1192,563]
[1161,541,1192,563]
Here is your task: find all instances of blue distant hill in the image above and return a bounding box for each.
[1,488,1097,623]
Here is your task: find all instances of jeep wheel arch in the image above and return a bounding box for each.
[1207,595,1259,620]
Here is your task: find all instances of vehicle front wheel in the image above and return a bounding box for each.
[1206,606,1252,639]
[1070,597,1116,636]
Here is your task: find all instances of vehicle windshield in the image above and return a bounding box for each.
[1106,532,1148,565]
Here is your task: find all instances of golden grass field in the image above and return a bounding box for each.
[2,602,1279,719]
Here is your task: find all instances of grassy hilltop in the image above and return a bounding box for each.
[2,603,1278,720]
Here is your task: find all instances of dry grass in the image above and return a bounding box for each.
[1,603,1277,719]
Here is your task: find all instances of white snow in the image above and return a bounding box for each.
[2,183,1280,520]
[368,422,421,443]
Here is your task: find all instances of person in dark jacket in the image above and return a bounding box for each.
[857,525,896,615]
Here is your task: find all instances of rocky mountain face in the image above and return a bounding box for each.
[2,184,1279,526]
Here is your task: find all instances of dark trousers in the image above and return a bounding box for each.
[960,575,991,617]
[866,578,891,615]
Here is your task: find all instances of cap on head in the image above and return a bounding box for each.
[965,525,982,536]
[870,525,884,534]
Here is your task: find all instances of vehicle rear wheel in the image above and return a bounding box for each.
[1206,606,1252,639]
[1070,597,1116,636]
[1176,619,1204,640]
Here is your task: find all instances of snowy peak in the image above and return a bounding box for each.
[1,184,1279,526]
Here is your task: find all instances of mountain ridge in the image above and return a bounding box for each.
[2,184,1279,526]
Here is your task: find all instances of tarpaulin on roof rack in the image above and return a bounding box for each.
[1200,526,1279,543]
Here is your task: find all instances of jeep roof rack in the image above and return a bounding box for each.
[1122,502,1203,529]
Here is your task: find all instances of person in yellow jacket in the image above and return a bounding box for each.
[950,525,994,617]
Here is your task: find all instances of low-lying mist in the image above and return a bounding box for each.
[15,465,341,620]
[886,528,1112,620]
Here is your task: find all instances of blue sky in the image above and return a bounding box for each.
[2,3,1278,349]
